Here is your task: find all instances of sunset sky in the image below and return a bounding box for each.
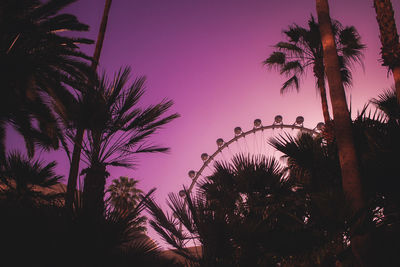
[6,0,400,245]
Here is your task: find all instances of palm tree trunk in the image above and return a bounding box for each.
[393,65,400,103]
[65,0,113,211]
[91,0,113,71]
[65,127,84,211]
[82,129,105,217]
[374,0,400,103]
[317,76,331,123]
[316,0,371,266]
[82,163,107,219]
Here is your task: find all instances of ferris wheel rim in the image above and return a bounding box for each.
[186,121,321,193]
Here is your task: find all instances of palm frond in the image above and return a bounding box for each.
[263,52,286,67]
[371,88,399,121]
[281,75,299,93]
[280,61,304,75]
[30,0,77,20]
[275,42,303,55]
[284,24,308,43]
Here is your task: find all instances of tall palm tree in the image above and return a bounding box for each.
[271,98,400,265]
[0,0,93,160]
[373,0,400,104]
[107,176,143,211]
[65,0,113,212]
[264,16,365,123]
[80,67,179,219]
[316,0,370,266]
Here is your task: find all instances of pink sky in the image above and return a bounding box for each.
[6,0,400,246]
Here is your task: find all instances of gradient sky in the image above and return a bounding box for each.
[6,0,400,246]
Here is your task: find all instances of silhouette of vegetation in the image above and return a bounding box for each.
[107,176,144,211]
[0,181,182,267]
[79,67,179,218]
[146,154,337,266]
[0,1,180,266]
[146,88,400,266]
[0,0,93,161]
[264,16,365,123]
[316,1,371,265]
[0,151,63,205]
[65,0,112,214]
[2,0,400,266]
[374,0,400,103]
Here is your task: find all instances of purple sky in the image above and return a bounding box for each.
[6,0,400,246]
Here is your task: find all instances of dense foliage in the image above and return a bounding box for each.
[1,0,400,267]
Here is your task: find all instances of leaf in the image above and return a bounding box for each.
[263,52,286,67]
[281,75,299,93]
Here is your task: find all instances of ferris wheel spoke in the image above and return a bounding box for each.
[243,136,250,155]
[220,150,228,162]
[255,132,259,155]
[205,163,214,173]
[235,140,243,154]
[227,146,234,158]
[261,129,266,155]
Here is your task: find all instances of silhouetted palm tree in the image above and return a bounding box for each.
[373,0,400,103]
[65,0,113,212]
[0,0,93,160]
[107,176,143,211]
[264,16,365,123]
[271,100,400,265]
[80,67,179,219]
[316,0,370,266]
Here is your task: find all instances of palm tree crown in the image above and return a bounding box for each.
[80,67,179,168]
[0,151,62,204]
[264,16,365,123]
[107,176,143,210]
[0,0,93,159]
[80,66,179,217]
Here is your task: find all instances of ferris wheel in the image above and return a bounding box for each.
[180,115,324,197]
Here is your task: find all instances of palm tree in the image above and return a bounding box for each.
[373,0,400,104]
[146,154,320,266]
[0,0,93,160]
[80,67,179,219]
[271,97,400,265]
[107,176,143,211]
[65,0,113,212]
[264,16,365,123]
[199,154,314,266]
[316,0,370,265]
[270,133,352,261]
[0,151,63,205]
